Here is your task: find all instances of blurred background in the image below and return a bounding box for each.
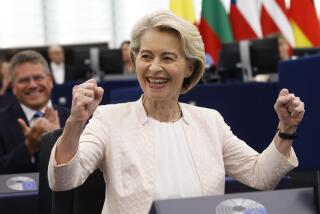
[1,0,320,82]
[0,0,319,48]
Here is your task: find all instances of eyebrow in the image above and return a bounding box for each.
[16,74,46,80]
[162,52,178,58]
[139,49,152,54]
[140,49,178,58]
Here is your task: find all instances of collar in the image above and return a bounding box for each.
[179,103,191,125]
[136,95,149,126]
[20,100,53,123]
[51,62,64,69]
[135,95,190,126]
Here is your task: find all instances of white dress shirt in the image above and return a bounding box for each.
[20,100,52,127]
[149,117,203,200]
[51,62,65,84]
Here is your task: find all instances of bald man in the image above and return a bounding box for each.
[48,45,86,84]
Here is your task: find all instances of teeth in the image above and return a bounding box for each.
[27,91,40,95]
[148,78,168,84]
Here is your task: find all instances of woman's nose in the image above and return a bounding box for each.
[149,60,162,72]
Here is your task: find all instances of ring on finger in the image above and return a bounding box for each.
[84,89,88,96]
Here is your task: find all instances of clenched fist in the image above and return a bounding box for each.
[69,79,104,124]
[274,88,305,134]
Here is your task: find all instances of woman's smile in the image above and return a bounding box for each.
[147,77,170,89]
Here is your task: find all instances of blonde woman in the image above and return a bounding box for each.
[49,10,304,214]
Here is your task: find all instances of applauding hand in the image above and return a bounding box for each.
[18,106,61,155]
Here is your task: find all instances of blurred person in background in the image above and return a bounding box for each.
[278,34,296,61]
[255,33,294,82]
[0,50,69,174]
[120,40,134,74]
[48,44,86,84]
[0,59,11,95]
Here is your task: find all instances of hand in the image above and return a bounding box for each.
[44,107,60,131]
[274,88,305,134]
[69,79,104,124]
[18,119,50,155]
[18,107,61,155]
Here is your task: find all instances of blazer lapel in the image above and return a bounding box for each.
[183,122,207,194]
[134,99,155,196]
[181,104,225,195]
[11,102,29,126]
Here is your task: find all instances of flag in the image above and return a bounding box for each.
[170,0,196,23]
[290,0,320,47]
[198,0,233,62]
[229,0,262,41]
[261,0,294,47]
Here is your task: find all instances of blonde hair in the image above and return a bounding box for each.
[129,10,205,94]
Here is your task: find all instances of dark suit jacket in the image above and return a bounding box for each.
[50,64,87,84]
[0,101,69,174]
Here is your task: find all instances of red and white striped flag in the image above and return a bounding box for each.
[229,0,262,41]
[261,0,294,47]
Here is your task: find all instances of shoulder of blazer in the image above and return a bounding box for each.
[0,101,28,128]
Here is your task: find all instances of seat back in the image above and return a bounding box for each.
[39,129,105,214]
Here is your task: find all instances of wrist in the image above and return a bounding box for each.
[278,123,297,135]
[66,116,87,127]
[277,126,297,140]
[277,130,297,140]
[25,140,39,156]
[65,117,86,133]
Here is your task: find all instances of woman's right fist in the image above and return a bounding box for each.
[70,79,104,123]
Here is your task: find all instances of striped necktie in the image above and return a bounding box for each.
[30,111,45,126]
[33,111,44,119]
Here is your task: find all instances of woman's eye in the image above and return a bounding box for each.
[163,57,174,62]
[141,54,151,60]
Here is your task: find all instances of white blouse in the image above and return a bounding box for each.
[148,117,203,200]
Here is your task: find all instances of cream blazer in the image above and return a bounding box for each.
[48,98,298,214]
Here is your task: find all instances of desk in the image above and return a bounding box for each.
[103,74,137,81]
[0,171,293,214]
[0,173,39,214]
[150,187,316,214]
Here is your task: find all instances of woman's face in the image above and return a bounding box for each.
[135,29,193,103]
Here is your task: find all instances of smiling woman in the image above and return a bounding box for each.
[134,29,195,122]
[48,10,304,214]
